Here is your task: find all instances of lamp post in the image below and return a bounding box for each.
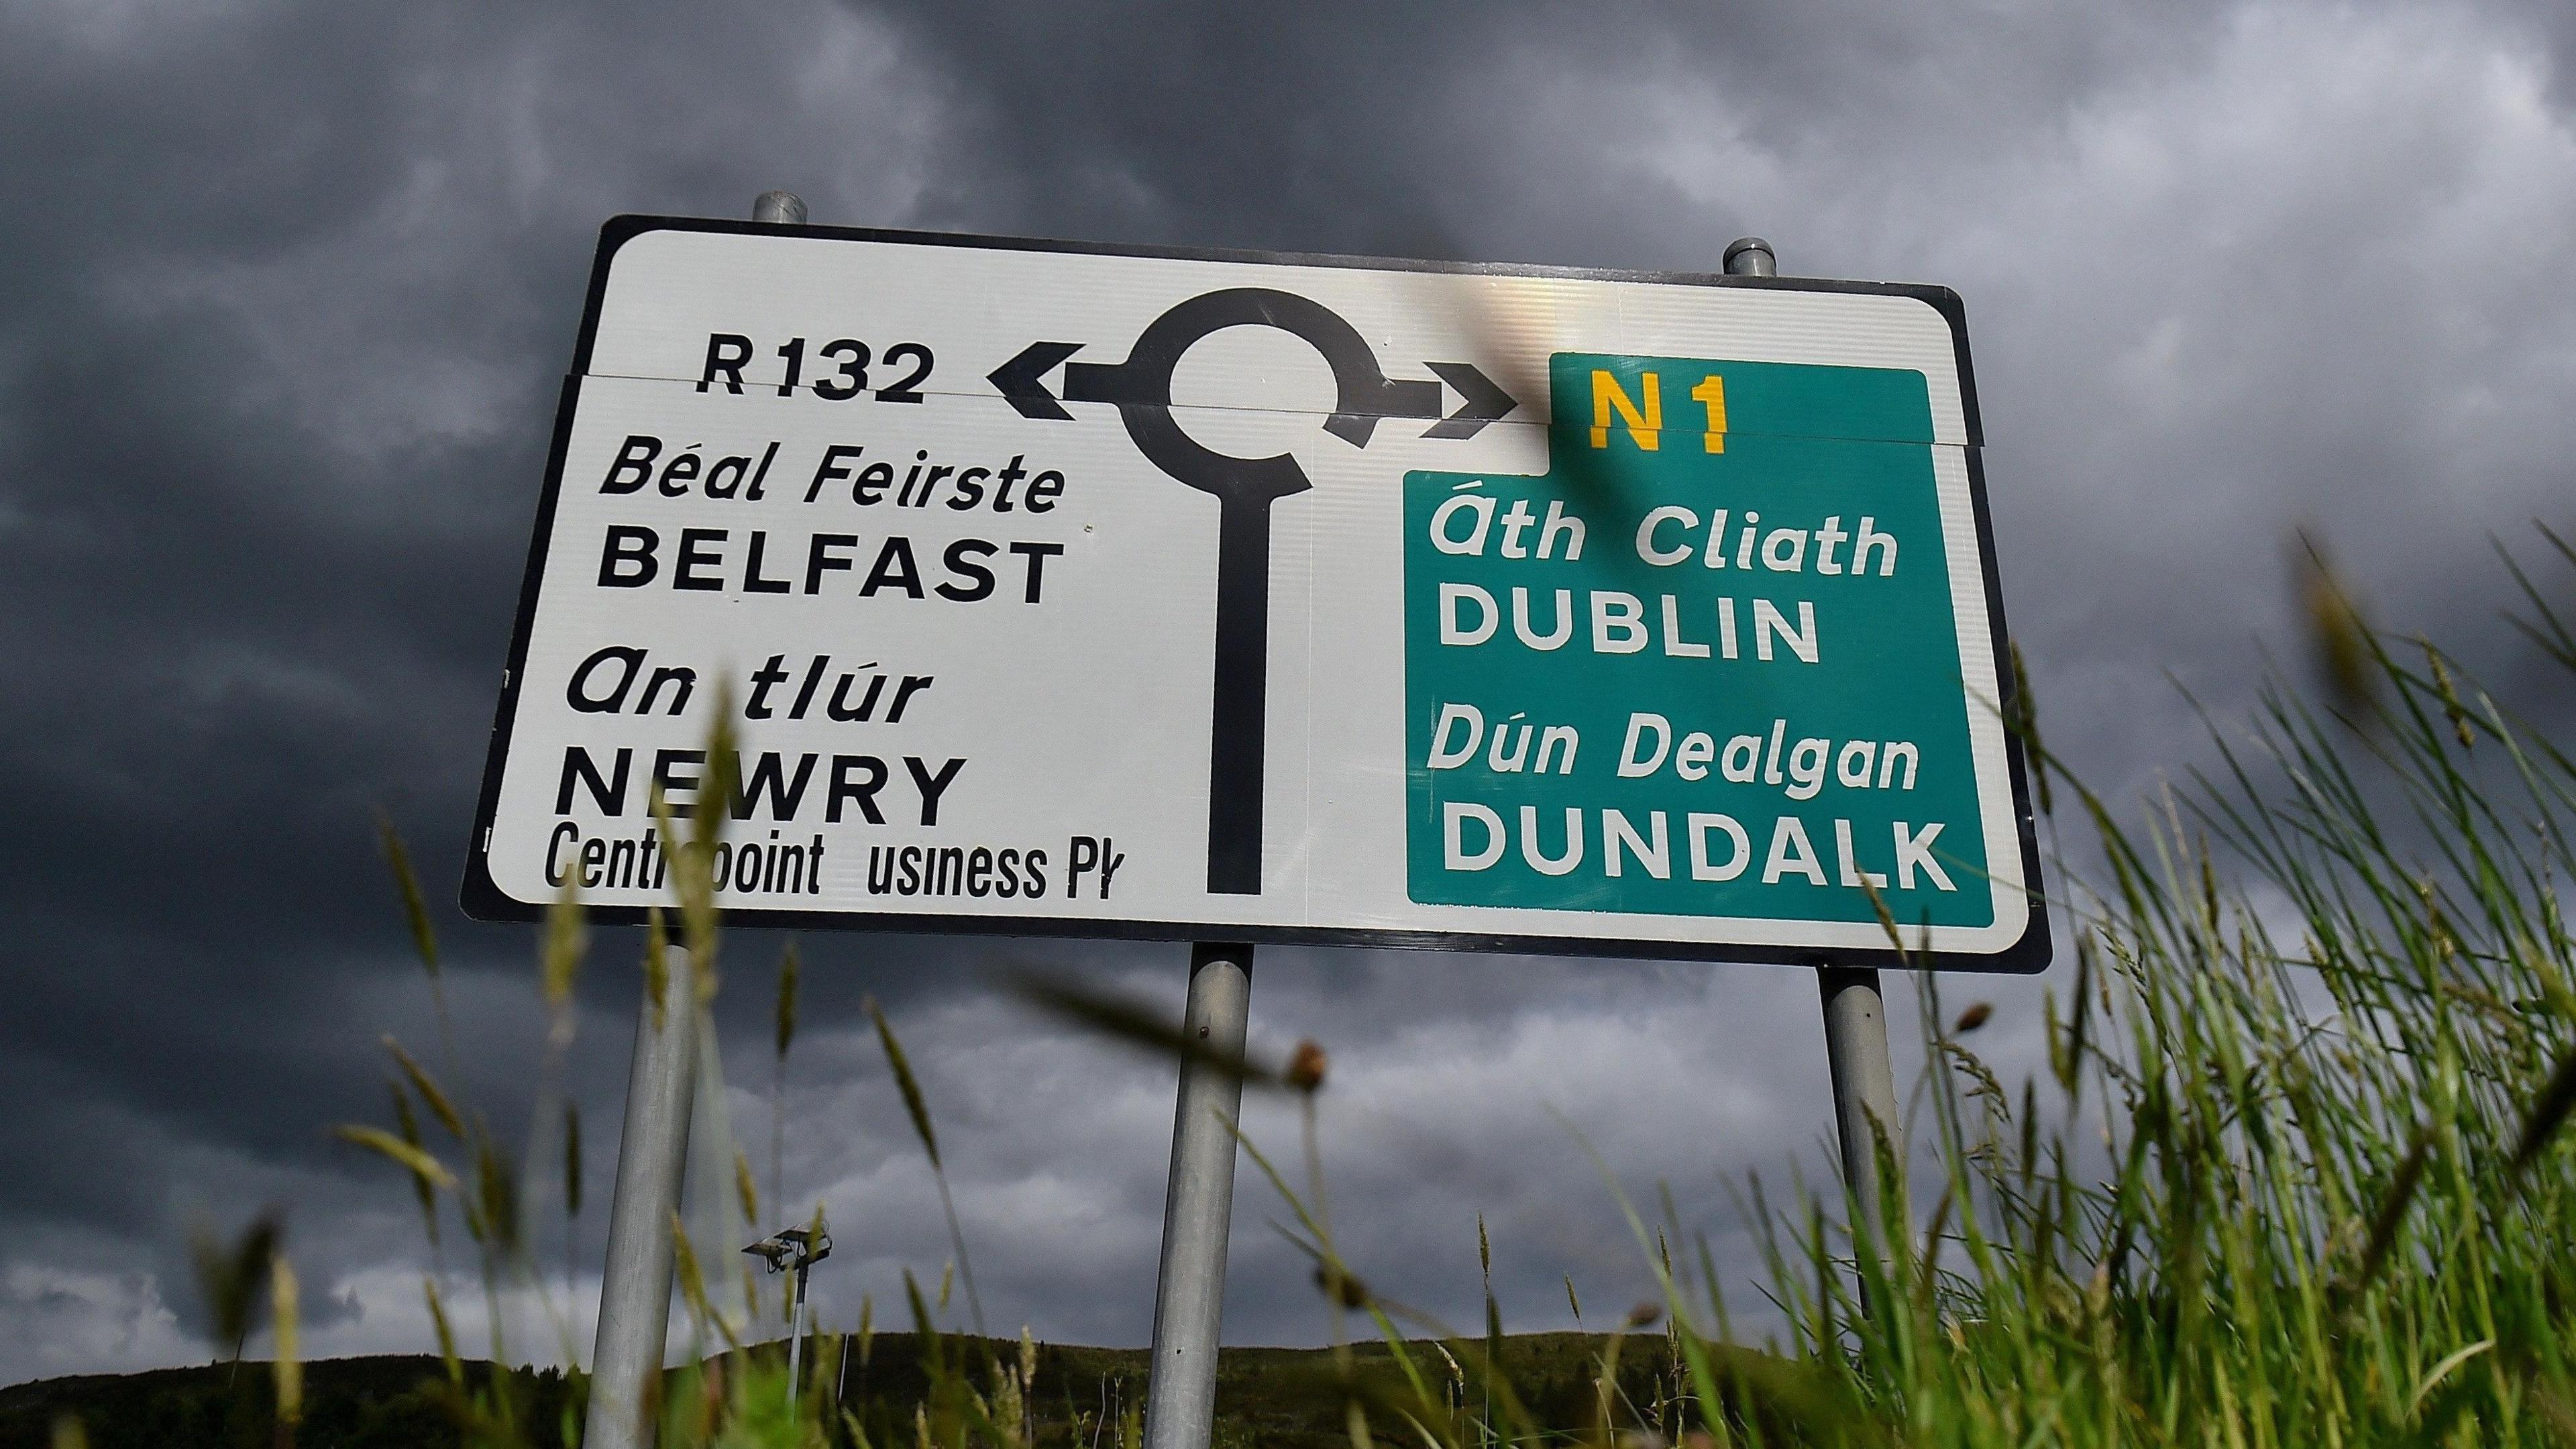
[744,1222,834,1413]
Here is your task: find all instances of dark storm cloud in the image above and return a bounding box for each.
[3,0,2571,1385]
[869,0,2240,261]
[0,0,965,1377]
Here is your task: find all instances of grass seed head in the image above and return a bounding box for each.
[2008,637,2052,816]
[270,1255,301,1428]
[670,1213,741,1352]
[422,1277,461,1385]
[692,682,739,857]
[1314,1265,1371,1309]
[374,813,439,978]
[542,875,587,1016]
[775,939,801,1062]
[1856,876,1908,964]
[643,907,670,1032]
[735,1148,760,1225]
[2297,533,2379,711]
[332,1124,458,1192]
[470,1130,521,1256]
[1287,1039,1329,1093]
[564,1099,583,1219]
[187,1211,282,1362]
[388,1083,440,1246]
[650,787,720,988]
[2424,641,2476,748]
[1003,971,1283,1087]
[868,997,941,1171]
[382,1036,465,1140]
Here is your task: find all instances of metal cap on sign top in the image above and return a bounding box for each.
[752,190,809,225]
[1723,236,1777,276]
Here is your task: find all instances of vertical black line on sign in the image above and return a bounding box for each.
[1069,287,1443,896]
[1205,499,1273,894]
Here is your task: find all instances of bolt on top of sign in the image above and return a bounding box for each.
[464,217,2048,971]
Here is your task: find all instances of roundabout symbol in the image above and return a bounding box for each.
[987,289,1517,894]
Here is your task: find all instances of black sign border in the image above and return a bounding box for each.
[461,215,2051,975]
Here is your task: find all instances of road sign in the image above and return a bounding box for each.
[463,218,2047,971]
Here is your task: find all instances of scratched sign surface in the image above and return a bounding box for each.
[464,218,2047,971]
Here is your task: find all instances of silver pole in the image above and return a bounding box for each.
[1140,943,1254,1449]
[586,191,805,1449]
[1723,235,1907,1237]
[583,947,700,1449]
[1816,967,1903,1234]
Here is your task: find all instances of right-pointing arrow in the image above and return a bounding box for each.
[988,340,1084,421]
[1421,361,1517,440]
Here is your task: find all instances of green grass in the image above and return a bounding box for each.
[82,527,2576,1448]
[1642,527,2576,1447]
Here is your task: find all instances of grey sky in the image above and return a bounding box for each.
[3,0,2571,1386]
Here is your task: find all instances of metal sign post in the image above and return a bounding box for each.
[578,190,806,1449]
[584,946,700,1449]
[1818,965,1903,1234]
[1142,943,1253,1449]
[1720,235,1909,1237]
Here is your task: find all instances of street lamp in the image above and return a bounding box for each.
[743,1221,833,1412]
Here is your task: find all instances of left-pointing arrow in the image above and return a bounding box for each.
[988,341,1085,421]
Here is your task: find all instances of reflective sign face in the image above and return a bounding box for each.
[464,217,2048,971]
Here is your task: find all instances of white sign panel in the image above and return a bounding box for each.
[465,218,2047,970]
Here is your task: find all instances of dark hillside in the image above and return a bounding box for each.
[0,1332,1725,1449]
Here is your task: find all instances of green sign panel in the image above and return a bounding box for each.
[1405,353,1992,930]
